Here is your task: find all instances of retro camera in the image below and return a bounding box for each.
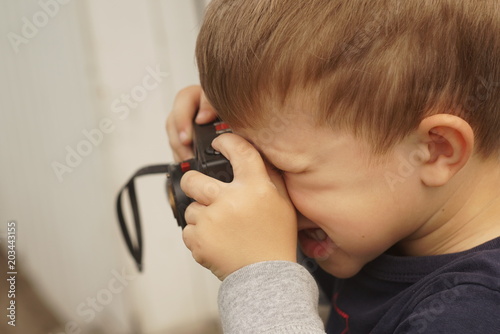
[166,120,233,228]
[116,118,233,271]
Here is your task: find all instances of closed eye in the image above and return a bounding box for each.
[270,164,285,176]
[259,150,304,176]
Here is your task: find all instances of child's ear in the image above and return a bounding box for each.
[417,114,474,187]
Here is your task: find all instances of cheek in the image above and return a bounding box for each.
[286,176,400,232]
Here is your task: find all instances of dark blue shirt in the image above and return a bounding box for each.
[321,237,500,333]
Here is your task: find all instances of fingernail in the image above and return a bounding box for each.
[195,109,209,122]
[179,131,189,144]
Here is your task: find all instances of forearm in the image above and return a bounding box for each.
[218,261,326,334]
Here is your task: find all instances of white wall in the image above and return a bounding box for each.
[0,0,219,333]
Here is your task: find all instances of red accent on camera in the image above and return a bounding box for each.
[181,162,191,173]
[215,122,230,132]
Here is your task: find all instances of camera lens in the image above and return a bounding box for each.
[166,176,178,219]
[166,160,195,228]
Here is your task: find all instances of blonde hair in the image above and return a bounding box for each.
[196,0,500,156]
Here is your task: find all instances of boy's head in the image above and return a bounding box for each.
[196,0,500,157]
[195,0,500,278]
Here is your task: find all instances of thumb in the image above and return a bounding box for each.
[265,165,290,200]
[211,133,269,182]
[195,91,218,124]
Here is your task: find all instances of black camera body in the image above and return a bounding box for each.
[166,120,233,228]
[116,119,233,271]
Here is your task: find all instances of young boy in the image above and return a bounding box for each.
[167,0,500,332]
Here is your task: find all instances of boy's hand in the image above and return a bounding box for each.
[180,133,298,281]
[166,85,218,162]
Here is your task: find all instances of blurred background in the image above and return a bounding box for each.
[0,0,223,333]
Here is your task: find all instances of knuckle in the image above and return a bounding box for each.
[184,205,193,223]
[192,251,205,266]
[180,170,197,189]
[176,86,190,100]
[180,85,196,94]
[233,137,258,157]
[252,183,274,201]
[181,226,193,249]
[202,180,222,198]
[245,145,261,160]
[187,239,206,265]
[169,138,180,150]
[178,85,199,100]
[184,202,200,224]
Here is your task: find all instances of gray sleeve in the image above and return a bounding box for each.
[218,261,326,334]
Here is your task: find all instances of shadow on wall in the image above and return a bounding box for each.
[0,250,74,334]
[0,250,220,334]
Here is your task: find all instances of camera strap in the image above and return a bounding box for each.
[116,164,170,272]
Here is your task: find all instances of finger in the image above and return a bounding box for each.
[181,223,206,268]
[167,86,203,161]
[195,91,218,124]
[171,85,203,140]
[265,164,290,199]
[180,170,226,205]
[167,116,194,162]
[184,201,205,225]
[211,133,269,182]
[182,223,195,251]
